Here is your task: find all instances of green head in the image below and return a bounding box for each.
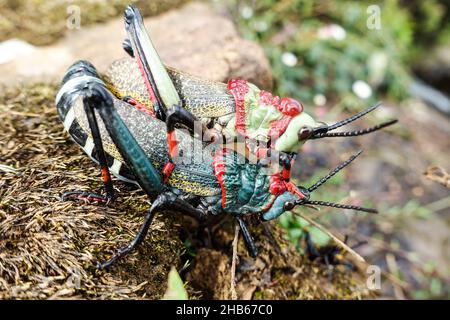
[274,101,398,154]
[273,111,322,153]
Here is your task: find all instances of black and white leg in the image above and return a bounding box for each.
[62,93,116,204]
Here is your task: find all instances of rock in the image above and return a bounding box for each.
[0,2,272,90]
[0,39,36,65]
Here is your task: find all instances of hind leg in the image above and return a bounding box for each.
[123,5,218,182]
[62,99,116,204]
[82,82,208,268]
[58,62,121,205]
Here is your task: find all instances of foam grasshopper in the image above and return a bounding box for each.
[55,5,396,268]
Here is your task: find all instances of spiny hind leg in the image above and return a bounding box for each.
[59,62,118,204]
[61,92,116,204]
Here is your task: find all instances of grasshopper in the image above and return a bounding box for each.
[56,5,395,268]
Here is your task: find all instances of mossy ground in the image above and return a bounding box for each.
[0,83,372,299]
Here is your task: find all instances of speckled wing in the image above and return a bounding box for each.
[57,73,221,197]
[103,58,236,118]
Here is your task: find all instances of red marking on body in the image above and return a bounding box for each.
[228,79,249,138]
[135,52,159,106]
[101,167,110,183]
[76,195,107,203]
[260,196,277,212]
[259,91,304,145]
[278,97,303,116]
[127,97,155,118]
[286,182,306,200]
[255,147,269,159]
[162,162,175,183]
[259,90,274,105]
[260,91,303,116]
[282,164,292,181]
[167,131,179,159]
[212,149,229,208]
[269,173,306,200]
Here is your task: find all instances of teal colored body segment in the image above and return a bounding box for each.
[97,92,166,197]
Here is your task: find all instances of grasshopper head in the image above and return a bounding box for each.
[274,102,397,154]
[261,150,378,221]
[273,111,321,153]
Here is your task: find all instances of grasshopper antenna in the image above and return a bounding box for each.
[304,200,377,214]
[284,150,377,214]
[298,102,397,141]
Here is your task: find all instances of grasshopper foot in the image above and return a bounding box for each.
[96,245,134,270]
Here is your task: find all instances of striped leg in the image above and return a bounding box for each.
[62,94,116,204]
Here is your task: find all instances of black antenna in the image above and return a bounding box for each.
[302,200,378,214]
[313,119,397,139]
[307,150,362,193]
[326,102,382,132]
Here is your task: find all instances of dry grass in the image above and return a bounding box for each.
[0,83,372,299]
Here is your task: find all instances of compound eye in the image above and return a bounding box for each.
[298,126,313,141]
[283,201,295,211]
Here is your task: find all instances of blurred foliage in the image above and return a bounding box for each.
[163,267,189,300]
[225,0,449,106]
[0,0,188,46]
